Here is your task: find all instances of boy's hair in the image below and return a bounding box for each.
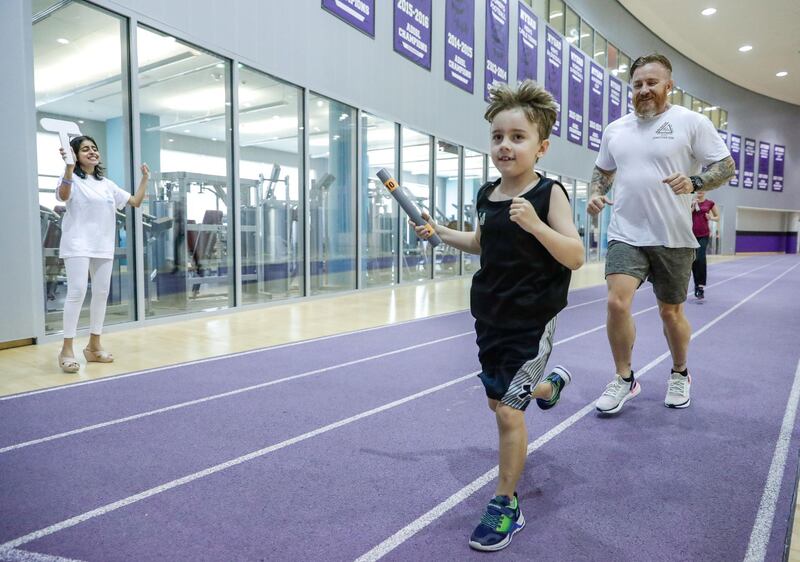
[484,80,558,141]
[630,53,672,77]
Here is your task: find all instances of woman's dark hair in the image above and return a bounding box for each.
[69,135,104,180]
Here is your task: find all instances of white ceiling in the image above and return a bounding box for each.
[619,0,800,106]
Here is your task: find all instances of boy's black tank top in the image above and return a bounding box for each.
[470,176,572,330]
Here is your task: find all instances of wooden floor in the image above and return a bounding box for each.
[2,254,798,559]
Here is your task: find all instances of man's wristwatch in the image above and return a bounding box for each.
[690,175,704,193]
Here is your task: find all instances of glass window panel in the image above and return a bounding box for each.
[530,0,547,17]
[308,93,357,295]
[565,6,580,47]
[360,114,398,288]
[607,42,618,73]
[579,20,593,56]
[710,107,720,128]
[682,92,694,109]
[138,27,233,318]
[618,53,631,83]
[434,140,460,279]
[593,32,606,67]
[599,202,612,259]
[671,87,683,107]
[238,67,303,304]
[692,96,704,114]
[720,109,728,130]
[548,0,565,34]
[400,128,431,282]
[462,148,483,275]
[33,3,134,334]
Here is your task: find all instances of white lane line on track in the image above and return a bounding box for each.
[1,257,766,402]
[743,357,800,562]
[0,371,479,551]
[1,263,795,553]
[0,547,85,562]
[355,262,800,561]
[0,259,783,453]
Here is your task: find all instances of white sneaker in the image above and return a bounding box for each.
[595,374,641,414]
[664,371,691,408]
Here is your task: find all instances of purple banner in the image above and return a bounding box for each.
[608,75,622,123]
[743,137,756,189]
[544,27,563,137]
[772,145,785,192]
[729,134,741,186]
[757,141,770,190]
[717,129,728,146]
[394,0,432,69]
[588,61,604,152]
[626,84,633,114]
[567,46,584,146]
[484,0,509,101]
[444,0,475,93]
[516,3,538,82]
[322,0,375,37]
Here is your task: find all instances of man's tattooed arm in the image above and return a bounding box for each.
[697,156,735,191]
[590,166,616,196]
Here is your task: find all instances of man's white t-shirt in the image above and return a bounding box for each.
[56,174,130,259]
[595,104,731,248]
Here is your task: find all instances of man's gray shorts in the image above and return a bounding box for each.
[605,241,695,304]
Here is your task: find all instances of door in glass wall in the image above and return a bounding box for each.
[33,3,134,334]
[360,114,398,287]
[137,28,233,318]
[434,140,460,278]
[462,150,484,275]
[400,128,432,282]
[308,94,357,295]
[238,67,303,304]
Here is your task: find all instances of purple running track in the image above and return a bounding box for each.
[0,256,797,561]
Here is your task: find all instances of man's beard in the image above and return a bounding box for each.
[634,92,666,119]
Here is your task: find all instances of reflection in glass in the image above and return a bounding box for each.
[593,32,607,67]
[400,128,431,282]
[618,53,631,83]
[238,67,303,304]
[548,0,565,34]
[308,93,357,295]
[361,114,398,287]
[565,6,580,46]
[33,2,134,333]
[607,43,618,74]
[434,141,460,278]
[462,150,484,275]
[138,27,233,318]
[720,109,728,130]
[579,20,593,56]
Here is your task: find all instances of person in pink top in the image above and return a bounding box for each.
[690,191,719,299]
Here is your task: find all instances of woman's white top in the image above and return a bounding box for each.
[56,174,130,259]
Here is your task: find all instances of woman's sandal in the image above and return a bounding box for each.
[58,353,80,373]
[83,348,114,363]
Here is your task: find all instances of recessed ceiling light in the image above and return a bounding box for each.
[776,71,788,77]
[701,8,717,16]
[738,45,753,52]
[56,38,69,44]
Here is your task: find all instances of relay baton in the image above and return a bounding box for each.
[376,168,442,247]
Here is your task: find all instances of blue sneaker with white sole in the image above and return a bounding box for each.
[468,493,525,552]
[536,365,572,410]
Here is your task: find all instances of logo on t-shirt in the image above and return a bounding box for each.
[654,121,674,140]
[479,211,486,226]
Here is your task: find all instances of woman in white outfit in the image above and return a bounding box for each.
[56,135,149,373]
